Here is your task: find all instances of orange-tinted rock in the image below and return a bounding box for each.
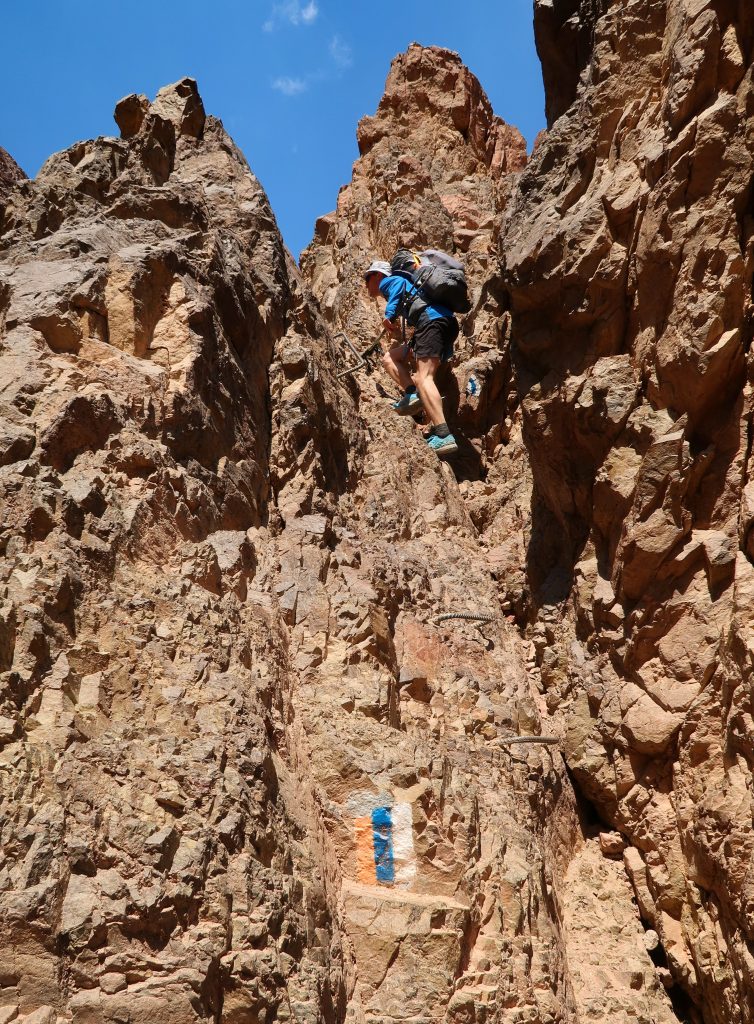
[0,146,26,195]
[113,92,150,138]
[502,2,754,1020]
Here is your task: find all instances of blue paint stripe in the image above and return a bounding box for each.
[372,806,395,884]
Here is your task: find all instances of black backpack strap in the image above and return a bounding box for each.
[412,266,431,294]
[398,275,422,321]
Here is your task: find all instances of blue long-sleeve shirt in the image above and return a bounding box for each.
[379,274,453,323]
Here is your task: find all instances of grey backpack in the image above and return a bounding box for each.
[391,248,471,315]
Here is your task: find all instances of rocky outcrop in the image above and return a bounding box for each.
[301,43,531,611]
[0,148,26,205]
[302,43,527,345]
[534,0,609,125]
[502,1,754,1021]
[0,77,350,1024]
[0,51,678,1024]
[302,22,754,1022]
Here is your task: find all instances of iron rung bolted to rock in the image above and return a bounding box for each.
[495,735,559,747]
[434,612,496,625]
[335,331,384,380]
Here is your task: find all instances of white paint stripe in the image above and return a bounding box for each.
[392,803,416,888]
[346,790,393,816]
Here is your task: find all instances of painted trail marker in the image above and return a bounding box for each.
[354,801,417,888]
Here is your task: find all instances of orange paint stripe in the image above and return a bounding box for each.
[354,815,376,884]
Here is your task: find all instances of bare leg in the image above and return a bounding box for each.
[382,343,414,391]
[414,357,444,426]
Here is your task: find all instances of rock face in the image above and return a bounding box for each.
[534,0,609,124]
[502,1,754,1021]
[0,148,27,203]
[0,55,673,1024]
[2,19,753,1024]
[302,44,532,613]
[0,78,350,1024]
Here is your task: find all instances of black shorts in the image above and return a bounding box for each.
[412,316,459,363]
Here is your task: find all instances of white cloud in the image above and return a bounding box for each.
[264,0,319,31]
[272,76,309,96]
[329,34,352,70]
[269,26,353,98]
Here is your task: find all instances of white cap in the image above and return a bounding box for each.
[363,260,391,280]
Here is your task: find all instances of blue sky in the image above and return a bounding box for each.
[1,1,545,259]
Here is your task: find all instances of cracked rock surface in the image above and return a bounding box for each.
[502,1,754,1022]
[0,16,752,1024]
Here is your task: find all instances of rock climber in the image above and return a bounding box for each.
[363,259,459,456]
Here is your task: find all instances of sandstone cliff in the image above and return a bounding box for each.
[1,11,753,1024]
[503,3,754,1021]
[0,78,354,1024]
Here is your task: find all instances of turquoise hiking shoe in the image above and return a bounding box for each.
[426,433,459,456]
[392,391,423,416]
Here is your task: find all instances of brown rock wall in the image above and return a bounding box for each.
[301,43,531,609]
[0,79,349,1024]
[300,43,679,1024]
[501,1,754,1020]
[1,67,587,1024]
[0,148,26,201]
[534,0,609,125]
